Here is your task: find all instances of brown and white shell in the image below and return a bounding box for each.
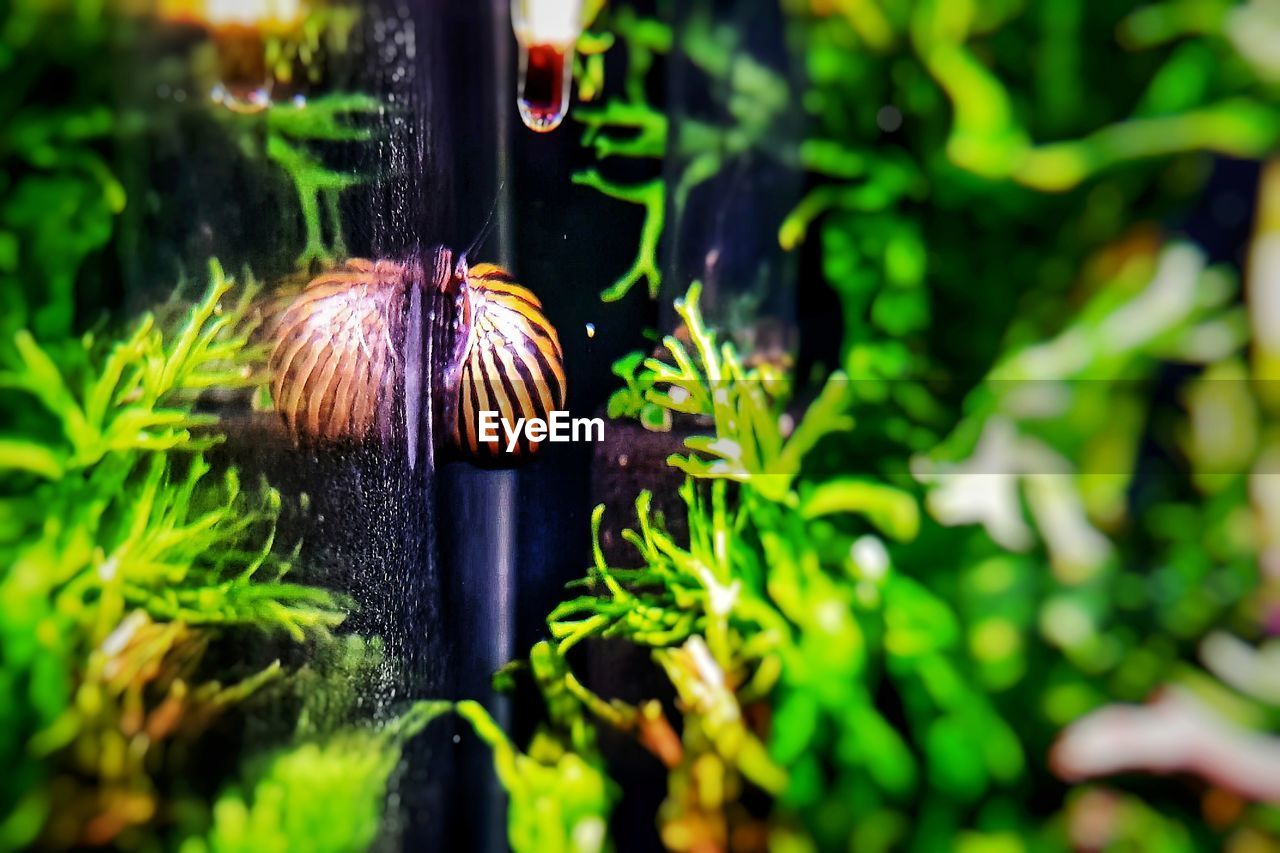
[267,252,565,465]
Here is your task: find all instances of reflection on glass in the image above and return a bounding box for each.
[159,0,309,111]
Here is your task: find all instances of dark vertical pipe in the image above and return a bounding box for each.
[433,1,515,851]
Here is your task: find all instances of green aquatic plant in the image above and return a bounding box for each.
[190,701,450,853]
[459,680,614,851]
[180,3,377,269]
[500,237,1280,849]
[196,92,383,271]
[573,5,799,304]
[0,261,263,479]
[572,173,665,302]
[779,0,1280,401]
[899,235,1279,846]
[258,93,382,269]
[470,642,617,853]
[916,243,1245,584]
[570,8,671,301]
[0,263,348,848]
[495,285,935,849]
[0,0,125,345]
[1,4,430,848]
[783,0,1280,227]
[604,351,670,431]
[496,0,1280,847]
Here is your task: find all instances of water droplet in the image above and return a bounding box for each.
[517,42,572,132]
[211,82,272,114]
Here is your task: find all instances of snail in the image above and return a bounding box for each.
[266,246,565,466]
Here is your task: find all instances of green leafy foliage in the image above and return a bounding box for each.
[459,698,614,853]
[0,264,347,848]
[456,641,615,853]
[0,4,431,850]
[503,284,938,849]
[605,352,670,431]
[572,5,801,304]
[0,0,124,345]
[571,9,671,301]
[259,94,382,268]
[188,701,450,853]
[179,9,380,270]
[782,0,1280,400]
[484,0,1280,848]
[507,252,1278,848]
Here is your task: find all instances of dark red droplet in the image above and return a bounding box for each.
[518,43,569,132]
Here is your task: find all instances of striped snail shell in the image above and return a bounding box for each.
[267,248,565,465]
[448,262,566,462]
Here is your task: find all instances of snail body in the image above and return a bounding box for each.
[267,247,565,465]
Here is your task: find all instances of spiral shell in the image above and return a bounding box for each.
[451,263,566,462]
[267,253,565,466]
[268,258,414,443]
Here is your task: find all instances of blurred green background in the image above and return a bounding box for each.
[3,0,1280,850]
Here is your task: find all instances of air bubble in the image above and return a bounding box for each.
[876,105,903,133]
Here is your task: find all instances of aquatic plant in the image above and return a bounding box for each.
[528,284,934,848]
[1,4,452,850]
[190,700,450,853]
[459,643,615,853]
[605,351,669,431]
[0,0,124,345]
[492,162,1280,847]
[570,8,670,301]
[258,93,382,268]
[8,0,1280,849]
[167,0,376,268]
[572,4,803,305]
[780,0,1280,401]
[0,264,349,847]
[183,92,383,271]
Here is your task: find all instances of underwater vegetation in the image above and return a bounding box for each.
[0,0,125,345]
[158,0,377,268]
[570,3,671,301]
[480,0,1280,851]
[254,92,382,269]
[0,263,351,847]
[5,0,1280,851]
[0,3,439,849]
[0,145,437,853]
[190,698,450,853]
[520,263,1275,850]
